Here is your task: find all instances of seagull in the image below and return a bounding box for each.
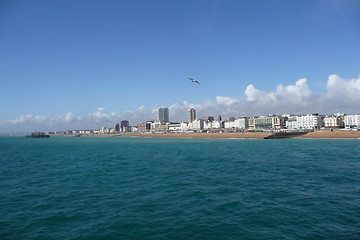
[188,77,200,84]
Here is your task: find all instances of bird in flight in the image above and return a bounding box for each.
[188,77,200,84]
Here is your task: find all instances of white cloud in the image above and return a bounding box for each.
[65,112,74,122]
[245,84,264,102]
[276,78,312,101]
[1,74,359,133]
[216,96,239,106]
[326,74,360,99]
[245,78,311,106]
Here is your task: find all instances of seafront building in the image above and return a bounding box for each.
[224,117,248,129]
[101,127,114,134]
[189,118,204,131]
[323,115,343,128]
[168,122,186,132]
[344,114,360,129]
[284,114,298,130]
[151,120,168,132]
[204,119,224,130]
[115,122,120,132]
[137,121,152,132]
[180,122,189,131]
[188,108,196,122]
[120,120,130,132]
[131,126,138,132]
[114,120,130,133]
[296,114,324,129]
[248,115,284,129]
[57,106,360,135]
[158,107,169,122]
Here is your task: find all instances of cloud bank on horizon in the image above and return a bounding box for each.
[1,74,360,133]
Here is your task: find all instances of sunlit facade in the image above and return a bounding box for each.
[248,115,284,129]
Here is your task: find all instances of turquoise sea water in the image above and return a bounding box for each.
[1,136,360,239]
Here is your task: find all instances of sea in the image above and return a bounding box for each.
[1,136,359,240]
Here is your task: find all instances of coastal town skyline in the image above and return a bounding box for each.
[19,106,360,135]
[1,1,360,133]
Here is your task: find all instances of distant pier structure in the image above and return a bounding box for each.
[25,132,50,138]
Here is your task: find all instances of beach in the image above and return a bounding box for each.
[85,130,360,139]
[123,132,271,139]
[295,130,360,139]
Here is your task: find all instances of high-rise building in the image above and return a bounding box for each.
[115,122,120,132]
[188,108,196,122]
[120,120,130,132]
[120,120,129,128]
[158,107,169,122]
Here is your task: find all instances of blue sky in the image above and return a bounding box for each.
[1,0,360,132]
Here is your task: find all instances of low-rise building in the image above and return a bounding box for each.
[189,118,204,131]
[284,114,298,129]
[131,126,138,132]
[180,122,188,132]
[168,123,182,132]
[344,114,360,128]
[296,114,323,129]
[286,120,299,129]
[212,120,224,129]
[204,120,223,130]
[224,117,248,129]
[151,120,168,132]
[101,127,110,134]
[137,121,152,132]
[324,115,343,128]
[80,130,94,134]
[248,115,284,129]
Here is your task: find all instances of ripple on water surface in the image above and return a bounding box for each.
[0,137,360,239]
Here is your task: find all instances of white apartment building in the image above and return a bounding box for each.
[101,127,112,134]
[189,118,204,131]
[79,130,95,134]
[212,120,223,129]
[284,115,298,129]
[224,117,248,129]
[344,114,360,128]
[204,120,223,130]
[180,122,188,132]
[224,120,236,129]
[203,121,212,130]
[296,114,323,129]
[286,120,299,129]
[323,115,343,128]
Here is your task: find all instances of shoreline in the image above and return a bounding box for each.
[74,130,360,139]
